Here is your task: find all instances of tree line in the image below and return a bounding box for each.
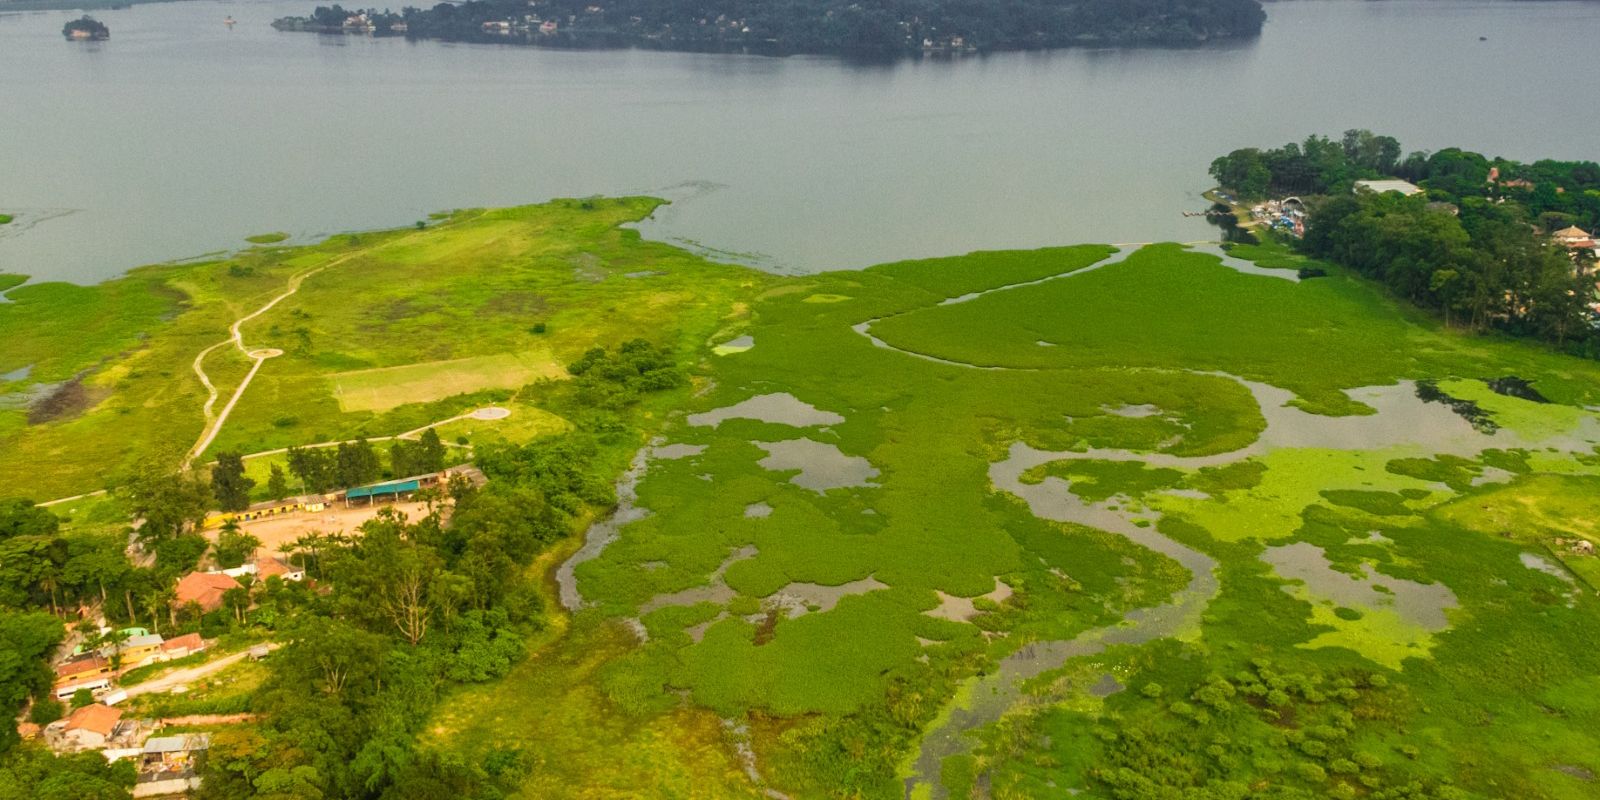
[1211,130,1599,356]
[274,0,1266,55]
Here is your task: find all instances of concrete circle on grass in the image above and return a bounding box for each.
[471,406,511,421]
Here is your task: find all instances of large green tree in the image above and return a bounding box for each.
[211,452,256,512]
[121,464,212,542]
[0,611,65,752]
[0,500,58,542]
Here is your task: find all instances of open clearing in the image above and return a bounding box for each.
[330,351,565,412]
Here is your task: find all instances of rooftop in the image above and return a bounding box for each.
[161,633,204,652]
[55,655,108,679]
[65,703,122,736]
[345,478,421,500]
[175,571,242,610]
[143,733,209,753]
[1354,179,1423,196]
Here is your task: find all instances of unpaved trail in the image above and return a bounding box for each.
[182,219,473,468]
[122,643,281,698]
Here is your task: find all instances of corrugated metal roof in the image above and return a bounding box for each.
[345,479,420,499]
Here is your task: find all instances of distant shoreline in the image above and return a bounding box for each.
[0,0,192,13]
[270,0,1267,59]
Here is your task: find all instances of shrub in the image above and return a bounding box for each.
[29,698,64,724]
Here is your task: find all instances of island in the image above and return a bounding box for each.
[272,0,1266,55]
[61,15,110,40]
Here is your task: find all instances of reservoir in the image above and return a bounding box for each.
[1,0,1597,283]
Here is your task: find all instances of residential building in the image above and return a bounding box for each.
[57,703,122,749]
[160,633,206,660]
[109,633,165,668]
[55,655,112,686]
[174,572,242,613]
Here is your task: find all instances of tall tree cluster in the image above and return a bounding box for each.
[1211,131,1599,355]
[201,433,603,798]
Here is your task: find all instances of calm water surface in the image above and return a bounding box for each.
[1,0,1598,283]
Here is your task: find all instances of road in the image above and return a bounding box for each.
[122,643,280,699]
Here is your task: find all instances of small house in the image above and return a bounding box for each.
[160,633,206,660]
[174,572,242,614]
[55,655,112,686]
[255,556,304,582]
[58,703,122,749]
[110,634,166,669]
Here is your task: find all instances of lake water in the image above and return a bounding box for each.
[2,0,1599,283]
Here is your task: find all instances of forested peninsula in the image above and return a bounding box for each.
[272,0,1266,55]
[1210,131,1600,357]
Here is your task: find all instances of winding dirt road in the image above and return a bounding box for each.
[181,219,470,468]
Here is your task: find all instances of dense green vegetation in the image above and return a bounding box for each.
[1210,131,1600,357]
[274,0,1264,55]
[4,200,1600,799]
[1212,131,1600,232]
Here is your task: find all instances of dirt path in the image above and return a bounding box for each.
[182,251,352,467]
[123,644,280,698]
[181,217,477,469]
[230,409,487,464]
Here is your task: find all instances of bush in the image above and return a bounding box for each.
[29,698,64,724]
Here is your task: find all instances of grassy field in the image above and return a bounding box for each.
[244,232,288,245]
[6,202,1600,798]
[330,351,564,412]
[0,197,766,499]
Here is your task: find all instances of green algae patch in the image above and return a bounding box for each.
[1157,448,1443,542]
[1437,377,1599,441]
[245,231,289,244]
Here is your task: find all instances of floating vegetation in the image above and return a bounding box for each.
[1484,375,1549,404]
[1414,379,1498,434]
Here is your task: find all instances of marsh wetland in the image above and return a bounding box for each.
[5,199,1600,798]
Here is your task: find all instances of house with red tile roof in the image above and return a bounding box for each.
[160,632,206,659]
[54,655,111,685]
[59,703,122,748]
[174,572,241,613]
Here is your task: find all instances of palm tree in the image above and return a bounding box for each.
[142,590,170,635]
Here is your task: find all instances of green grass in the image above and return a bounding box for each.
[0,214,13,226]
[244,232,288,244]
[869,243,1600,415]
[0,198,767,500]
[8,199,1600,799]
[0,274,26,293]
[329,351,564,412]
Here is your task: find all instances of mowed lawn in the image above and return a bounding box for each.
[330,351,565,412]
